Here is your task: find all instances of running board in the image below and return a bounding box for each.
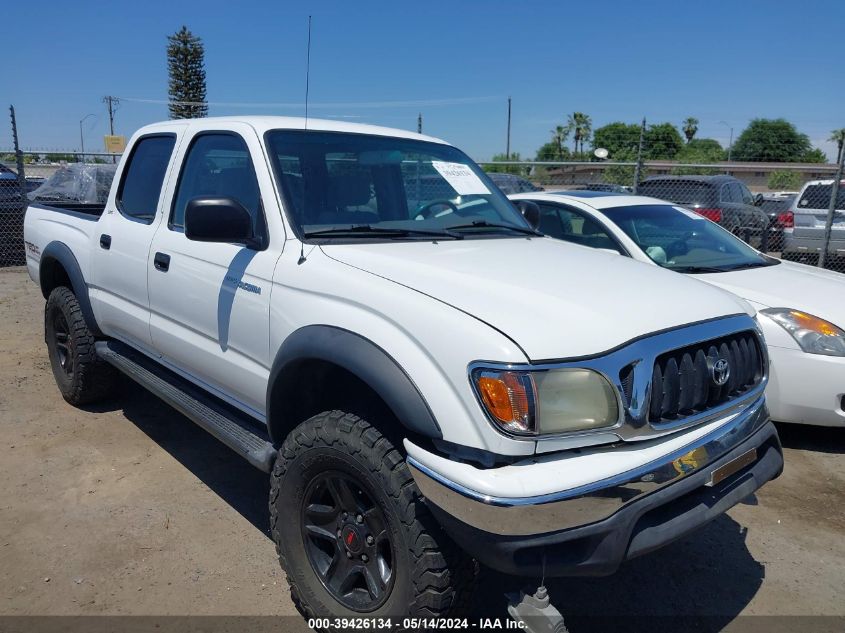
[95,341,276,473]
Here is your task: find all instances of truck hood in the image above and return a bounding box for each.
[698,260,845,324]
[322,237,752,361]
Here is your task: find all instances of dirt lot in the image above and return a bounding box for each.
[1,266,844,631]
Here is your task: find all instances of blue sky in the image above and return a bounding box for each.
[4,0,844,161]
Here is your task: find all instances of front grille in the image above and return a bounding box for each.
[647,331,763,424]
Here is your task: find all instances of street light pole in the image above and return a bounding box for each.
[79,113,96,161]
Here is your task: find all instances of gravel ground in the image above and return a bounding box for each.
[0,266,843,632]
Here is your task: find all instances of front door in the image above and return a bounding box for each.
[147,126,279,419]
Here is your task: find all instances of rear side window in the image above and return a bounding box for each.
[117,135,176,222]
[170,133,262,229]
[797,184,845,211]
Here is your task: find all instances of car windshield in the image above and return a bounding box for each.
[265,130,530,240]
[600,204,777,273]
[637,181,713,206]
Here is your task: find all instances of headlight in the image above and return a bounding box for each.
[760,308,845,356]
[472,367,619,436]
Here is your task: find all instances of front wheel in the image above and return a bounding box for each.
[270,410,474,622]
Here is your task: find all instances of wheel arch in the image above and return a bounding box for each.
[39,241,102,336]
[266,325,442,446]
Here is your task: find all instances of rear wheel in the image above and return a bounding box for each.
[45,286,116,405]
[270,410,474,623]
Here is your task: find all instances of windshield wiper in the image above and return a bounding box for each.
[445,220,542,236]
[669,265,729,274]
[723,260,777,271]
[303,225,463,240]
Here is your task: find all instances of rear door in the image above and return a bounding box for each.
[90,132,181,353]
[794,183,845,239]
[146,124,281,418]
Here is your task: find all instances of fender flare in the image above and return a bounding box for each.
[39,241,102,336]
[266,325,442,444]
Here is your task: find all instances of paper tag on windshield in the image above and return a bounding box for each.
[431,161,490,195]
[674,206,706,220]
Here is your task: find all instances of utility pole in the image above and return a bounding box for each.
[632,117,646,194]
[417,113,422,134]
[103,96,119,135]
[506,96,512,160]
[102,96,119,162]
[819,148,845,269]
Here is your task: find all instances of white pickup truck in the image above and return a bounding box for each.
[23,116,783,622]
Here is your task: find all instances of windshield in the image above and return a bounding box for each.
[600,204,776,273]
[265,130,530,240]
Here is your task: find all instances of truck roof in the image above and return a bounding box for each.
[135,116,450,145]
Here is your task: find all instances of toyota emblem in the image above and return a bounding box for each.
[711,358,730,386]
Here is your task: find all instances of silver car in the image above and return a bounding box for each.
[783,179,845,261]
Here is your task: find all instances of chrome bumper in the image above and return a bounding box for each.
[408,396,770,537]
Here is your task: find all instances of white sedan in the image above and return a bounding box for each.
[510,190,845,427]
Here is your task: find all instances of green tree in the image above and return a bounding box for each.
[535,141,570,161]
[682,117,699,143]
[731,118,818,162]
[485,152,529,176]
[550,125,569,160]
[167,26,208,119]
[591,122,640,160]
[673,138,725,175]
[767,170,801,191]
[567,112,592,157]
[645,122,684,160]
[830,128,845,164]
[801,148,827,164]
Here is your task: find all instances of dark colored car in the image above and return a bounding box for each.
[572,182,630,193]
[637,175,771,249]
[486,172,544,195]
[758,195,796,251]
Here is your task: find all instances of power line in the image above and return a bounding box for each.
[113,95,502,109]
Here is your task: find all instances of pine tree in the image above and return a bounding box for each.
[167,26,208,119]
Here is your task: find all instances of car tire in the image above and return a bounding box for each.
[45,286,117,405]
[270,410,474,624]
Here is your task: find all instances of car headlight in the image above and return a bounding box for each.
[760,308,845,356]
[472,367,619,436]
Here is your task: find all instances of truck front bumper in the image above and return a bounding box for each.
[407,397,782,577]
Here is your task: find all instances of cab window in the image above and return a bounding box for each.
[170,133,262,231]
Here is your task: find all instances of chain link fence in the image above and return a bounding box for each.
[480,128,845,273]
[0,150,119,266]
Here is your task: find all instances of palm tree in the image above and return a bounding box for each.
[567,112,592,157]
[682,117,699,144]
[550,125,569,160]
[829,128,845,164]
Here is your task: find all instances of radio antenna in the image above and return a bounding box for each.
[304,15,312,129]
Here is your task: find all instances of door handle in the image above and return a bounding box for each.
[153,252,171,272]
[99,234,111,250]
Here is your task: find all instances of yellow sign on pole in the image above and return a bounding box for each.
[104,135,127,154]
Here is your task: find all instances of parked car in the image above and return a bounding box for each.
[24,117,782,623]
[758,194,797,251]
[486,172,543,194]
[511,190,845,428]
[572,182,630,193]
[637,175,772,248]
[782,179,845,263]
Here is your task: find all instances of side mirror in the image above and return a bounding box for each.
[184,197,260,248]
[515,200,541,230]
[753,193,764,206]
